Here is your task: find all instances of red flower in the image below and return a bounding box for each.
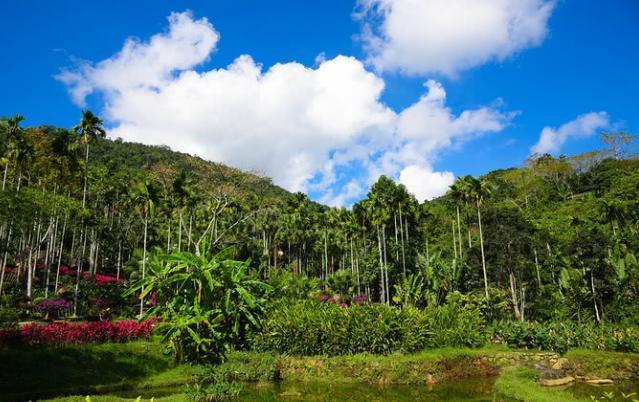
[0,319,155,347]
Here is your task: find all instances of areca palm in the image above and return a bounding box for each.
[1,114,28,190]
[460,176,491,298]
[73,110,106,208]
[134,179,161,316]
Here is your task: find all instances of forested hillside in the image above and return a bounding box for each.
[1,113,638,326]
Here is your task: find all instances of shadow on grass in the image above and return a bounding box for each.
[0,341,175,401]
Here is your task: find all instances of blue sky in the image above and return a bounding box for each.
[1,1,638,205]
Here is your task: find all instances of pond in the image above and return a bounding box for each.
[112,378,505,401]
[108,379,639,402]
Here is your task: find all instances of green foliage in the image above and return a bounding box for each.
[492,320,639,354]
[252,300,486,356]
[127,246,270,363]
[186,366,243,402]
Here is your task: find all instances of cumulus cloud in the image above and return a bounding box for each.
[58,11,514,205]
[357,0,556,76]
[375,80,512,200]
[530,112,609,155]
[399,165,455,202]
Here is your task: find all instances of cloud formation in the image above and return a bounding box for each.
[58,11,513,205]
[531,112,609,155]
[357,0,555,76]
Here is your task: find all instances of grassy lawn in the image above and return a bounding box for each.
[494,367,585,402]
[0,338,200,402]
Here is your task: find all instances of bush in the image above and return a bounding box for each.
[252,300,486,356]
[491,320,639,354]
[0,306,20,329]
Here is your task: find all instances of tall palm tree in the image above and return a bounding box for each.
[134,179,160,316]
[468,176,491,298]
[74,110,106,208]
[449,178,469,261]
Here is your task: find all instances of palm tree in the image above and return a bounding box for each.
[134,179,160,316]
[449,178,469,261]
[1,114,28,190]
[73,110,106,208]
[467,176,491,298]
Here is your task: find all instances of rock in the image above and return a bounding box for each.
[540,376,575,386]
[585,379,613,385]
[552,358,569,370]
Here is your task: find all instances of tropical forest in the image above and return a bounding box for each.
[2,1,639,402]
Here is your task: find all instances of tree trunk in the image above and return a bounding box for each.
[2,162,7,191]
[82,142,89,208]
[456,206,463,260]
[452,221,458,260]
[509,271,522,321]
[73,230,88,316]
[591,269,601,323]
[382,224,389,304]
[477,203,489,298]
[534,248,541,287]
[178,213,183,252]
[399,205,406,275]
[140,218,148,318]
[54,217,67,294]
[376,224,385,303]
[116,241,122,280]
[0,225,13,296]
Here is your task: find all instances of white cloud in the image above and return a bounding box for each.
[530,112,609,155]
[372,80,512,201]
[399,164,455,202]
[357,0,556,76]
[57,11,219,106]
[58,11,514,205]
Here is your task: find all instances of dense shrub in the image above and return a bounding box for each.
[0,319,155,347]
[252,300,486,356]
[492,321,639,354]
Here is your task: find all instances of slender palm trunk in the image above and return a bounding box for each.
[399,205,406,274]
[382,225,389,304]
[376,224,385,303]
[0,225,13,296]
[116,240,122,280]
[140,217,148,317]
[477,202,489,299]
[178,213,183,252]
[456,206,463,260]
[324,229,328,278]
[167,217,171,252]
[82,142,89,208]
[534,248,541,287]
[54,217,67,294]
[73,231,88,316]
[2,162,7,191]
[452,221,458,260]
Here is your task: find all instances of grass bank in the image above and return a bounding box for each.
[4,341,639,402]
[0,339,199,402]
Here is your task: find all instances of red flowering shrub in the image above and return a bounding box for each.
[0,319,154,347]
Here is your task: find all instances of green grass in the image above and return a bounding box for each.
[494,367,585,402]
[0,339,200,401]
[44,395,189,402]
[564,349,639,380]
